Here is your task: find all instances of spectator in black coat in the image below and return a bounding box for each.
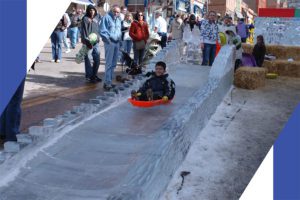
[252,35,266,67]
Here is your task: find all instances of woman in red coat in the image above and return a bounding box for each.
[129,11,149,66]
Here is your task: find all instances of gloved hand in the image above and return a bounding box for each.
[86,39,93,49]
[232,39,238,45]
[162,96,168,103]
[131,90,141,99]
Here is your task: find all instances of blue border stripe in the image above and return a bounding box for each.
[274,103,300,200]
[0,0,27,115]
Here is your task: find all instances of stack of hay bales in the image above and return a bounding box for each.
[241,44,300,77]
[234,67,267,89]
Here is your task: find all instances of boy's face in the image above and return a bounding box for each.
[155,65,165,76]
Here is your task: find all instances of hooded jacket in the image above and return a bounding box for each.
[138,73,175,100]
[81,5,101,45]
[99,11,122,43]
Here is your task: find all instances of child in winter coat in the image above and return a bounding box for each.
[252,35,266,67]
[131,61,175,101]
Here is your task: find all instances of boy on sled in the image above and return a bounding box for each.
[131,61,175,102]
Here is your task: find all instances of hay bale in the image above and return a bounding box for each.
[234,67,266,89]
[266,45,300,61]
[263,60,277,73]
[275,60,300,77]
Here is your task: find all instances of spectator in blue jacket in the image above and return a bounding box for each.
[99,5,122,90]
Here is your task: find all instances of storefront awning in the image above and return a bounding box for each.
[71,0,95,5]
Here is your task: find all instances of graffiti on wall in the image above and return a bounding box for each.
[255,17,300,46]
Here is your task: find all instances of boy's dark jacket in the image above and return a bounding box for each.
[138,73,175,99]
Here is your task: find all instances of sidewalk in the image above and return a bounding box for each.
[25,39,124,99]
[21,39,125,132]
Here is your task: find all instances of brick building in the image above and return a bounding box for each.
[207,0,242,21]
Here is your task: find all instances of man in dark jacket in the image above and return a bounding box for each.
[132,61,175,101]
[81,4,101,83]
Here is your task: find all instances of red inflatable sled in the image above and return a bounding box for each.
[128,98,173,108]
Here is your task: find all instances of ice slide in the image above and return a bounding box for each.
[0,44,235,200]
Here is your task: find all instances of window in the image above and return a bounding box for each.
[128,0,144,5]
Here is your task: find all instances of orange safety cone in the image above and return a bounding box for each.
[215,40,221,57]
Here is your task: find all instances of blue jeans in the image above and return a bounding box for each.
[69,27,78,48]
[84,43,100,79]
[0,79,25,142]
[121,40,133,64]
[158,32,167,49]
[104,41,119,86]
[202,43,216,66]
[62,29,70,49]
[50,30,63,60]
[133,42,145,65]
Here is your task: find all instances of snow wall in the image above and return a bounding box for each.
[255,17,300,46]
[107,43,236,200]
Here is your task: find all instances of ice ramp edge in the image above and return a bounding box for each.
[0,75,147,168]
[107,46,235,200]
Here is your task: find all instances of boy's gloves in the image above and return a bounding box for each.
[162,96,169,102]
[131,90,141,99]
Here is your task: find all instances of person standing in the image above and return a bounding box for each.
[121,13,133,62]
[237,18,248,43]
[129,11,149,66]
[69,9,81,49]
[119,6,127,21]
[154,12,167,49]
[62,13,71,53]
[51,14,68,63]
[170,14,184,40]
[252,35,266,67]
[200,11,220,66]
[81,4,101,83]
[99,5,122,90]
[77,9,84,43]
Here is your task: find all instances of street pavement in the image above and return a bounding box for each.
[22,39,125,132]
